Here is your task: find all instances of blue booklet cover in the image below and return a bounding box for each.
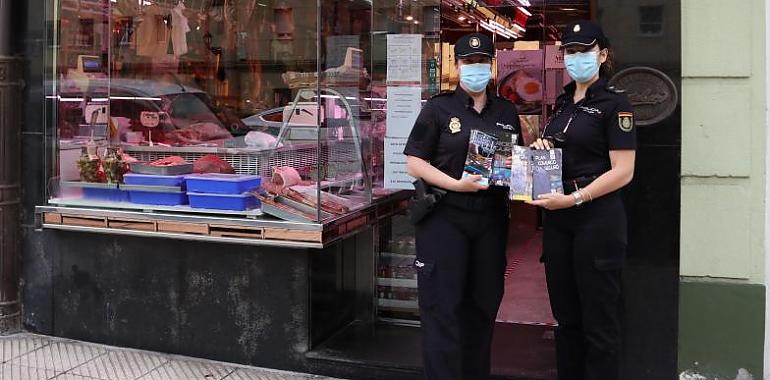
[491,132,518,187]
[462,129,498,187]
[531,148,564,198]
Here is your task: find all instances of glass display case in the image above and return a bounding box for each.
[42,0,413,246]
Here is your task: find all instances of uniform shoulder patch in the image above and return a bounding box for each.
[618,112,634,132]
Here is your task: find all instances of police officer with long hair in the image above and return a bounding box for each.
[404,33,521,380]
[527,21,636,380]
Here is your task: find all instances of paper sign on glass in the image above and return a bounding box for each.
[384,137,415,190]
[386,86,422,138]
[387,34,423,83]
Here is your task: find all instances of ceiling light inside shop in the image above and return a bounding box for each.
[414,20,420,24]
[517,0,531,6]
[458,16,466,21]
[561,8,578,11]
[406,15,414,21]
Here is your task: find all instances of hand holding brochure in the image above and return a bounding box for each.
[509,142,564,201]
[462,130,498,187]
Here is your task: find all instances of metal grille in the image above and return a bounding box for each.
[129,146,322,177]
[129,142,361,180]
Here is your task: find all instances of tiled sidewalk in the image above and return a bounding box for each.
[0,334,343,380]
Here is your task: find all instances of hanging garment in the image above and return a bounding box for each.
[171,5,191,56]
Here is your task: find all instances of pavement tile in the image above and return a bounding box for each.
[136,359,235,380]
[0,334,51,363]
[69,350,168,380]
[52,375,101,380]
[10,341,107,373]
[0,363,57,380]
[224,369,339,380]
[0,335,348,380]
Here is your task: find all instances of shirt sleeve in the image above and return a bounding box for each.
[403,101,440,160]
[606,95,637,150]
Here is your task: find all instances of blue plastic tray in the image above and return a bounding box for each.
[83,187,129,202]
[185,174,262,195]
[128,191,188,206]
[123,184,188,206]
[124,173,186,188]
[188,192,260,211]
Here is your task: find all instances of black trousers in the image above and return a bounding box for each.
[415,201,509,380]
[542,192,626,380]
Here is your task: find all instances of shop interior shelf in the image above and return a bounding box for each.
[376,278,418,289]
[48,198,263,218]
[377,299,419,310]
[379,251,416,259]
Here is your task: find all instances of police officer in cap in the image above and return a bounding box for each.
[404,32,521,380]
[528,20,636,380]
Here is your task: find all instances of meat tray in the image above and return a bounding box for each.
[260,195,333,223]
[185,174,262,194]
[188,192,260,211]
[129,162,194,176]
[121,184,188,206]
[60,181,129,202]
[124,173,187,188]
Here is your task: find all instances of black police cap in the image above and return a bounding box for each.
[454,33,495,59]
[561,20,609,49]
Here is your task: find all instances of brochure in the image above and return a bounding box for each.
[462,129,498,187]
[509,146,564,201]
[531,148,564,199]
[491,132,518,187]
[509,145,533,201]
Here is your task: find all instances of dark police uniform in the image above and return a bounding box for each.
[403,33,521,380]
[540,20,636,380]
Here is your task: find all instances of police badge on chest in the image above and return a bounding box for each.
[449,117,462,134]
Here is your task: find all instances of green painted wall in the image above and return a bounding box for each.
[679,0,767,377]
[678,280,765,378]
[681,0,766,282]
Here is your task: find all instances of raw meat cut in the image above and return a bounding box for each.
[193,154,235,174]
[150,156,188,166]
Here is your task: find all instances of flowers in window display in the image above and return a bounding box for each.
[77,147,104,183]
[102,147,128,184]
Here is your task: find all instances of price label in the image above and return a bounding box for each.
[140,111,160,128]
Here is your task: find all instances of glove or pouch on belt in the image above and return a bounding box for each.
[407,178,447,225]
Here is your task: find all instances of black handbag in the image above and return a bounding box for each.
[407,179,447,225]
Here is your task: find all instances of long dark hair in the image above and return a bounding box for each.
[600,47,615,77]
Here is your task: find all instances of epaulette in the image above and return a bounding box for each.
[430,91,454,99]
[606,85,626,94]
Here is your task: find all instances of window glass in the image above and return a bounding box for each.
[639,5,664,36]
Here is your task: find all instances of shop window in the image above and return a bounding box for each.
[639,5,664,37]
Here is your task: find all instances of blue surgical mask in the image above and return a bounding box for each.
[460,63,492,93]
[564,51,600,83]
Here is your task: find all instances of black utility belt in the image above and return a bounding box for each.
[441,191,505,211]
[563,174,602,194]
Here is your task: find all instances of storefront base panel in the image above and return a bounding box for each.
[678,279,765,379]
[306,321,556,380]
[20,228,370,375]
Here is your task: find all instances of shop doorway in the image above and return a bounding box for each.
[311,1,680,379]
